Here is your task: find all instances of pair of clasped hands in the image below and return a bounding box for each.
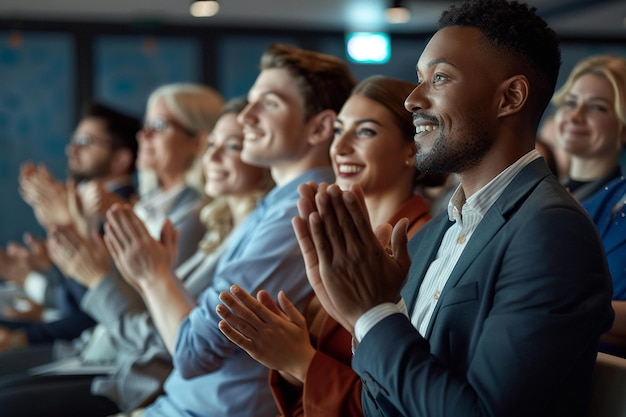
[215,182,412,385]
[18,161,132,291]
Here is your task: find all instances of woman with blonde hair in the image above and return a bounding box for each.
[553,55,626,357]
[554,55,626,202]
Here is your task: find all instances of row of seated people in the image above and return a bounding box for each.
[0,0,624,415]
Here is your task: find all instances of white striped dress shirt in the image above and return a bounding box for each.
[355,149,541,342]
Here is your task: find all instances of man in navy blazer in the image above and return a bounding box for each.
[292,1,614,416]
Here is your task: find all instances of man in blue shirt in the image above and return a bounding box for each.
[105,43,356,417]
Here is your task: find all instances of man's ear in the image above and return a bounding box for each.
[497,75,529,118]
[110,148,134,175]
[306,109,337,146]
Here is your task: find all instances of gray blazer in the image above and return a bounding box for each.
[76,185,209,410]
[353,159,614,417]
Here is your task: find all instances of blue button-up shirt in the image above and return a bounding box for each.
[146,167,335,417]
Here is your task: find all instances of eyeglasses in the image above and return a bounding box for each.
[141,118,197,137]
[68,133,111,148]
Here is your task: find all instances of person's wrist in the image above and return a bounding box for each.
[86,274,106,289]
[289,345,316,384]
[136,269,168,293]
[83,265,110,288]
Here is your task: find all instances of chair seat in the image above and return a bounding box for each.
[590,352,626,417]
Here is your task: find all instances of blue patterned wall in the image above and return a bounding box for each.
[0,33,204,245]
[94,35,202,118]
[0,31,74,245]
[218,35,296,100]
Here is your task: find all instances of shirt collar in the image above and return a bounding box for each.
[261,167,335,207]
[447,149,541,222]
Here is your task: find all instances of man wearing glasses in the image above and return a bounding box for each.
[0,101,140,353]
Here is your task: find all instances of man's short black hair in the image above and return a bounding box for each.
[439,0,561,123]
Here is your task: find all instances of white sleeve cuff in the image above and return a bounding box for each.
[354,298,407,343]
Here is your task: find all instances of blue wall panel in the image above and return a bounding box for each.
[0,31,74,245]
[217,35,296,100]
[94,35,202,118]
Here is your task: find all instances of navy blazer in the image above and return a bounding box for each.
[353,159,614,417]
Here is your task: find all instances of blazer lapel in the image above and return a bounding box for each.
[423,159,552,337]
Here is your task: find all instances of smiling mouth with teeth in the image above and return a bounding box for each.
[415,125,437,133]
[337,164,363,174]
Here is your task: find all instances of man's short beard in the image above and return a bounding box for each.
[414,130,492,175]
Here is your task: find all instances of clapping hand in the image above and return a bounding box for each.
[0,233,52,286]
[47,224,110,288]
[291,182,411,334]
[19,162,71,228]
[104,204,178,294]
[217,286,316,385]
[80,180,133,218]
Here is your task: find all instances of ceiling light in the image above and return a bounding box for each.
[346,32,391,64]
[190,0,219,17]
[385,0,411,24]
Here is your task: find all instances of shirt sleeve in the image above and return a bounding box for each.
[172,204,313,379]
[354,298,407,342]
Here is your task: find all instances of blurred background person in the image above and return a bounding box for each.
[130,83,224,260]
[0,101,141,349]
[552,54,626,357]
[554,55,625,203]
